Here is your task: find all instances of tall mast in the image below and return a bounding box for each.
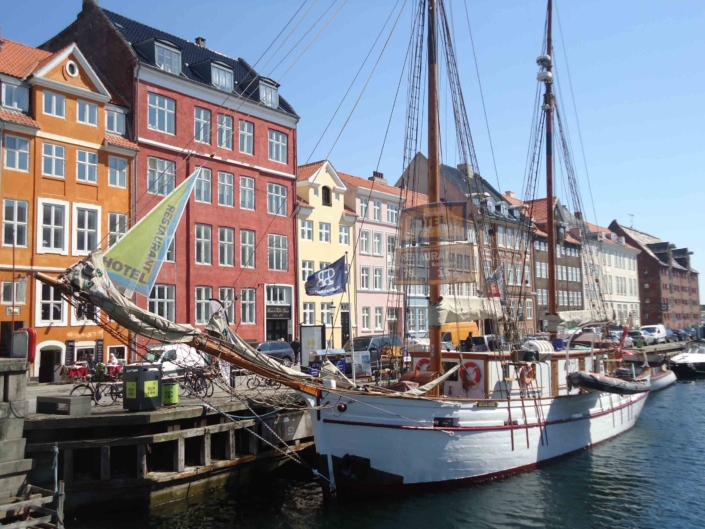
[543,0,557,338]
[427,0,442,374]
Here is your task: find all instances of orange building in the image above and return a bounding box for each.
[0,38,137,381]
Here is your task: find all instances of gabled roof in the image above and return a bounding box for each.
[524,197,559,222]
[101,8,297,117]
[339,171,428,205]
[612,222,687,270]
[297,160,325,181]
[0,38,52,79]
[296,160,347,192]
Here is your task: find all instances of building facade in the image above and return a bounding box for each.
[610,221,699,327]
[0,38,137,379]
[296,160,357,348]
[43,2,300,345]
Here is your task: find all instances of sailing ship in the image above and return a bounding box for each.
[35,0,652,495]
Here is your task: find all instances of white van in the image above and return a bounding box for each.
[132,344,210,376]
[641,324,667,344]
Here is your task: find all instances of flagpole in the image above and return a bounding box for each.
[346,251,356,386]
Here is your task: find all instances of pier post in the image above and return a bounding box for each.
[200,432,211,467]
[225,429,237,460]
[174,438,185,472]
[63,449,73,486]
[100,446,110,481]
[137,444,147,479]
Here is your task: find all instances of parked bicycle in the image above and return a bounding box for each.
[245,373,282,391]
[70,379,117,406]
[178,366,214,398]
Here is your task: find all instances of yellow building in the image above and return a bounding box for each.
[296,160,357,349]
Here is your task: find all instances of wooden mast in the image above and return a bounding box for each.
[544,0,557,339]
[427,0,443,376]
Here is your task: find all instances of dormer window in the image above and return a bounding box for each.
[212,64,233,92]
[1,83,29,112]
[511,208,520,219]
[500,203,508,216]
[486,199,495,212]
[106,107,126,136]
[322,186,332,207]
[260,82,278,108]
[155,43,181,75]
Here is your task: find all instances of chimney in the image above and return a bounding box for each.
[195,37,206,48]
[368,170,388,186]
[82,0,98,11]
[574,211,583,221]
[457,163,474,177]
[505,190,515,198]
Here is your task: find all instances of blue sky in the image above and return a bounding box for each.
[5,0,705,302]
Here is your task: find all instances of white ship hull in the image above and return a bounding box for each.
[307,390,648,492]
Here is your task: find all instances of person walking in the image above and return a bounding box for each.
[290,338,301,365]
[464,332,474,353]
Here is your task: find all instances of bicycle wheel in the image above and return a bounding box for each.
[268,380,282,390]
[94,383,114,406]
[190,375,209,398]
[70,384,93,399]
[108,384,123,404]
[205,377,215,398]
[246,375,260,390]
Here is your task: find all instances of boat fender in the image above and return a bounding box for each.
[415,358,431,371]
[520,365,535,385]
[460,361,482,387]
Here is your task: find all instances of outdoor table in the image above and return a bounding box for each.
[107,364,123,377]
[68,365,88,378]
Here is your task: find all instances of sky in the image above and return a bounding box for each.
[4,0,705,301]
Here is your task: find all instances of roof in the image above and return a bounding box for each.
[339,171,428,205]
[534,225,581,245]
[105,134,138,151]
[0,108,38,128]
[524,197,559,222]
[503,193,524,206]
[0,38,52,79]
[613,222,688,270]
[297,160,325,181]
[101,9,297,117]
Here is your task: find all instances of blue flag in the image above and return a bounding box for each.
[305,256,347,296]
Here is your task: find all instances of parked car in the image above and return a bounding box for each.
[609,332,634,348]
[641,324,667,344]
[672,329,688,342]
[471,335,511,352]
[134,343,209,376]
[256,341,295,365]
[628,330,655,346]
[665,330,678,343]
[406,332,457,353]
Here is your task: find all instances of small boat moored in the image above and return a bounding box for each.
[567,368,651,396]
[670,342,705,379]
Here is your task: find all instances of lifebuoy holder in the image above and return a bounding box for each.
[415,358,431,371]
[460,361,482,387]
[519,364,535,386]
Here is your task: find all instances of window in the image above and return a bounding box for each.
[321,303,333,326]
[267,183,287,216]
[76,150,98,183]
[219,227,234,266]
[108,156,127,188]
[77,100,98,126]
[373,233,383,255]
[268,234,288,271]
[240,177,255,210]
[149,284,175,322]
[322,187,332,206]
[360,198,368,218]
[42,91,65,117]
[39,284,64,324]
[525,264,531,286]
[361,267,370,289]
[195,286,212,324]
[40,143,64,179]
[217,114,233,149]
[387,204,399,224]
[165,238,175,262]
[147,93,176,134]
[41,202,65,251]
[155,43,181,74]
[339,225,350,245]
[497,226,505,247]
[195,167,212,203]
[74,207,98,253]
[319,222,331,243]
[212,65,234,92]
[1,281,26,305]
[4,135,29,171]
[106,108,125,135]
[218,172,234,206]
[372,201,381,221]
[2,84,29,112]
[417,308,428,331]
[362,307,370,330]
[375,307,383,330]
[526,299,533,319]
[3,200,28,247]
[195,224,212,265]
[240,229,255,268]
[108,213,127,247]
[360,231,370,253]
[374,267,384,290]
[507,229,514,249]
[302,260,314,281]
[260,83,278,108]
[219,287,236,323]
[239,120,254,154]
[300,220,313,241]
[387,266,396,291]
[148,157,176,196]
[303,303,315,325]
[320,262,330,270]
[241,288,256,324]
[194,107,211,144]
[268,130,288,163]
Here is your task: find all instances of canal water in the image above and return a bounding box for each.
[71,380,704,529]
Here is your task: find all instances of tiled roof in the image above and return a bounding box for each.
[0,38,52,79]
[503,193,524,206]
[101,9,297,117]
[339,171,428,205]
[105,134,138,151]
[613,222,685,270]
[0,108,38,128]
[344,205,356,215]
[534,226,581,245]
[524,197,559,222]
[297,160,326,181]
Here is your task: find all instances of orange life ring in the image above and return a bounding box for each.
[519,365,535,385]
[415,358,431,371]
[460,361,482,386]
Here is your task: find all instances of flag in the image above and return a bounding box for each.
[486,262,506,299]
[104,169,200,296]
[305,256,347,296]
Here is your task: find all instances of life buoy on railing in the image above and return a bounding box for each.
[519,364,535,386]
[415,358,431,371]
[460,361,482,387]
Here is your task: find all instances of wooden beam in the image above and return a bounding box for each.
[2,515,53,529]
[200,432,211,467]
[174,438,185,473]
[225,430,237,460]
[0,495,53,512]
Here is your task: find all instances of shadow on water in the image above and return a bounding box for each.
[70,380,705,529]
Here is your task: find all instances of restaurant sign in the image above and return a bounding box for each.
[395,242,475,285]
[266,305,292,319]
[400,202,468,245]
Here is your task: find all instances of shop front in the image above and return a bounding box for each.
[265,285,294,342]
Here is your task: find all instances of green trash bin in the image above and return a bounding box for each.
[636,339,644,348]
[123,365,162,411]
[162,380,179,405]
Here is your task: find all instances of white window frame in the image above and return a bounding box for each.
[147,157,175,196]
[268,234,288,271]
[260,83,278,108]
[268,129,288,164]
[195,167,212,203]
[239,120,254,155]
[108,212,127,248]
[361,266,371,289]
[303,302,315,325]
[360,197,368,218]
[319,222,331,243]
[37,198,69,255]
[165,238,175,262]
[212,64,234,92]
[72,203,101,256]
[219,286,236,323]
[2,83,29,112]
[105,107,126,135]
[76,150,98,184]
[35,280,67,327]
[375,307,384,330]
[267,183,287,216]
[301,260,314,282]
[1,281,26,305]
[4,135,29,172]
[40,142,65,179]
[3,199,28,248]
[373,232,383,256]
[372,200,381,221]
[241,288,256,324]
[77,99,98,126]
[362,307,370,331]
[219,226,235,267]
[217,172,234,207]
[217,114,233,150]
[240,176,255,210]
[194,107,211,144]
[108,156,127,188]
[155,43,181,75]
[360,230,370,254]
[147,93,176,134]
[339,225,350,245]
[373,267,384,290]
[195,224,212,265]
[241,229,255,268]
[42,90,65,118]
[387,204,399,224]
[301,220,313,241]
[195,286,213,325]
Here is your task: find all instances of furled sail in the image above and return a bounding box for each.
[104,169,200,296]
[429,296,504,326]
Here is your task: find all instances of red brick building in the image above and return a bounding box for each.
[43,1,300,346]
[610,221,700,328]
